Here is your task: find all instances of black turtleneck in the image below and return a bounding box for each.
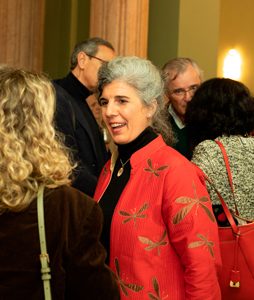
[99,127,157,263]
[55,72,92,101]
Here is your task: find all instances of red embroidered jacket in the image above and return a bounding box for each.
[94,136,221,300]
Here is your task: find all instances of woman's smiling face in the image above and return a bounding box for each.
[99,80,152,144]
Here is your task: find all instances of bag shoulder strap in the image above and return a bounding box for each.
[37,185,52,300]
[215,140,234,192]
[195,164,239,234]
[215,140,239,215]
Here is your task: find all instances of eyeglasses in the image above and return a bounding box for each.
[87,54,108,64]
[170,84,199,98]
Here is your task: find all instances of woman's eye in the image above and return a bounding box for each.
[99,99,108,106]
[118,98,127,104]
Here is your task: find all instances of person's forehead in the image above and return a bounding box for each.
[96,45,116,61]
[169,65,201,88]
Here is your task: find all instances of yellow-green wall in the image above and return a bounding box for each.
[178,0,220,80]
[43,0,90,79]
[148,1,180,68]
[218,0,254,92]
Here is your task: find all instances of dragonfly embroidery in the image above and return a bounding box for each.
[188,233,215,257]
[148,277,164,300]
[138,230,168,256]
[144,159,168,177]
[173,182,216,224]
[119,203,149,225]
[114,258,144,296]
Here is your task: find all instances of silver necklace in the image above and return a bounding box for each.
[117,158,131,177]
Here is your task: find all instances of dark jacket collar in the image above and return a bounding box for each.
[56,72,92,102]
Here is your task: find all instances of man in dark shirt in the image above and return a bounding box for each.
[54,37,115,196]
[162,57,203,159]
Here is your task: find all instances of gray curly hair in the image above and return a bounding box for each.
[97,56,173,144]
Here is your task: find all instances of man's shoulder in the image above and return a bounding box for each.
[52,80,77,129]
[52,75,71,95]
[53,73,76,98]
[53,80,68,96]
[53,81,74,109]
[53,75,68,88]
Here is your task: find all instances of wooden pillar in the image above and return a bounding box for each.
[0,0,45,71]
[90,0,149,58]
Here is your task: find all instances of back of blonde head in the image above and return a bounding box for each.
[0,67,74,214]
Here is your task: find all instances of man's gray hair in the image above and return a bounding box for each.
[162,57,203,86]
[70,37,114,70]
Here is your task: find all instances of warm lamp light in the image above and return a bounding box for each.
[223,49,242,80]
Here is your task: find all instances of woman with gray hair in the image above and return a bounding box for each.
[94,56,221,299]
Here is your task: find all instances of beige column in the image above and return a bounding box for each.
[0,0,45,71]
[90,0,149,57]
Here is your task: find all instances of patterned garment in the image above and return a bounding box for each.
[94,136,221,300]
[192,136,254,220]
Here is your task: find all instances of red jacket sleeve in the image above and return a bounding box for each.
[163,160,221,300]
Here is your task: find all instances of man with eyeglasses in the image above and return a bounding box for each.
[162,57,203,159]
[53,37,116,196]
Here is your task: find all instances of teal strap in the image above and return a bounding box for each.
[37,185,52,300]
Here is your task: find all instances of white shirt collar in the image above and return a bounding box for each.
[168,104,185,129]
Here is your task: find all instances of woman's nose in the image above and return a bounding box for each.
[104,101,117,117]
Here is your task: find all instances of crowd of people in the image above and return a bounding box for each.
[0,37,254,299]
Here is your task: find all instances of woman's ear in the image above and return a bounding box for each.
[147,100,157,118]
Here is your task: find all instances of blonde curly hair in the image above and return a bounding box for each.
[0,67,75,214]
